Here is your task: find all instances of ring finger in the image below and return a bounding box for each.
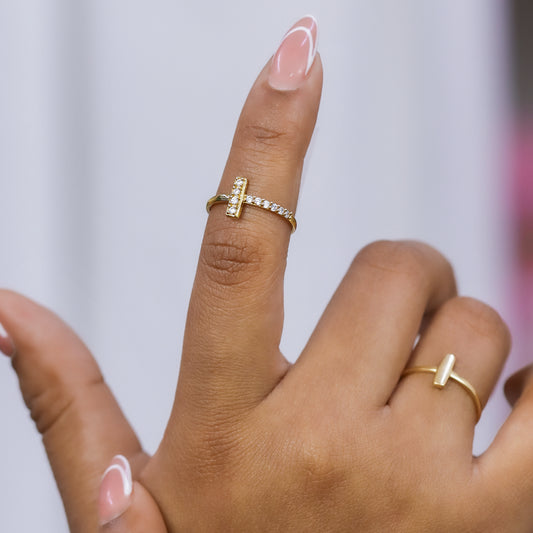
[391,296,511,449]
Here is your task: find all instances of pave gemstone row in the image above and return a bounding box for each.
[225,177,293,221]
[226,177,248,218]
[243,195,293,220]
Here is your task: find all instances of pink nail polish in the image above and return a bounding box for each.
[98,455,133,525]
[268,15,318,91]
[0,321,15,357]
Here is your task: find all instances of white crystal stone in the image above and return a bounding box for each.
[262,200,270,208]
[284,211,291,218]
[246,195,253,203]
[271,203,278,211]
[235,178,244,186]
[228,206,237,215]
[254,197,262,206]
[229,196,239,204]
[277,206,284,214]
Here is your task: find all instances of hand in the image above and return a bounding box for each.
[1,15,532,532]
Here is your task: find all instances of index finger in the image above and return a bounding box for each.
[178,16,322,417]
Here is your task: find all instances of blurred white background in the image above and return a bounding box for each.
[0,1,512,530]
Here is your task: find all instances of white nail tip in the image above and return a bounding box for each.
[103,460,133,497]
[281,26,316,76]
[277,16,318,77]
[301,14,319,55]
[113,454,132,484]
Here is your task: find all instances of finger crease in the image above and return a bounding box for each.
[34,376,106,436]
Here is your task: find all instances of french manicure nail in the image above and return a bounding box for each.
[0,321,15,357]
[268,15,318,91]
[98,455,133,525]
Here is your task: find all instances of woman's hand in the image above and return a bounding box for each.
[2,15,532,532]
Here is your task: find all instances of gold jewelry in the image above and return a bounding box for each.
[400,353,481,422]
[206,177,297,233]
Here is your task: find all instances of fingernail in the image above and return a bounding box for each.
[98,455,133,525]
[268,15,318,91]
[0,321,15,357]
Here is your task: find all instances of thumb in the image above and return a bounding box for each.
[98,455,167,531]
[0,289,146,532]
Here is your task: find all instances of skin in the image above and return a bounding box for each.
[1,47,533,533]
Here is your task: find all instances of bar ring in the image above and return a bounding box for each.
[400,354,482,422]
[206,177,297,233]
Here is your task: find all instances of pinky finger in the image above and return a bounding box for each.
[99,455,167,532]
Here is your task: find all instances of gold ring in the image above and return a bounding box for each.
[206,177,297,233]
[400,354,482,422]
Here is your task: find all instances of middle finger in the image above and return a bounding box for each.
[289,240,457,408]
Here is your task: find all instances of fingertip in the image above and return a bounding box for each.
[0,289,63,352]
[503,365,533,407]
[98,475,167,532]
[0,320,15,357]
[503,374,518,407]
[268,14,319,91]
[99,459,133,526]
[0,288,96,372]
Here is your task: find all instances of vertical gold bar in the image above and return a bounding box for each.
[433,353,456,388]
[226,177,248,218]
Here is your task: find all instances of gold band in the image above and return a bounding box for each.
[206,177,297,233]
[400,354,482,422]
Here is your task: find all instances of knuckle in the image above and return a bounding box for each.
[238,117,299,158]
[444,296,511,347]
[25,375,105,435]
[229,112,304,186]
[200,227,265,288]
[29,388,75,435]
[245,123,286,143]
[292,436,348,494]
[355,240,434,286]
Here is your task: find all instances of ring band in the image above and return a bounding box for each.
[206,177,297,233]
[400,354,482,422]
